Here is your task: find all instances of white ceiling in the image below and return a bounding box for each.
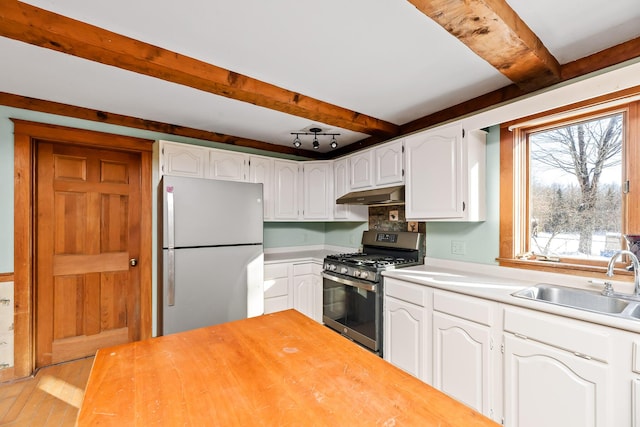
[2,0,639,154]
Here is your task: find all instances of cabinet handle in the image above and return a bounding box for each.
[573,352,592,360]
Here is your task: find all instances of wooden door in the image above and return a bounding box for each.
[35,141,142,367]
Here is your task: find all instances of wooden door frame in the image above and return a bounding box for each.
[12,119,153,379]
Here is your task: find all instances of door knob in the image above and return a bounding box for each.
[130,258,138,267]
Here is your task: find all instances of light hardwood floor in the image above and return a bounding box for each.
[0,357,93,426]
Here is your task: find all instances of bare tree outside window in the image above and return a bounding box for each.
[528,113,623,258]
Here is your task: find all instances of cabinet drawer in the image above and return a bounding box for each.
[293,263,313,276]
[265,263,289,279]
[385,278,427,307]
[504,306,610,362]
[433,290,493,326]
[264,277,288,298]
[264,296,289,314]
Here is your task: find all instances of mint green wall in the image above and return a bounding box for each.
[424,125,500,264]
[264,222,366,249]
[0,106,308,273]
[0,104,501,273]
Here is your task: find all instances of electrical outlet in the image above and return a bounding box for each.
[451,240,466,255]
[389,210,399,221]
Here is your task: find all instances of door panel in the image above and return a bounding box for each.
[36,142,142,367]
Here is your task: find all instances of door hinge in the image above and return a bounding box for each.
[624,180,630,194]
[500,343,505,354]
[402,169,405,177]
[462,128,465,138]
[402,145,405,153]
[462,201,466,211]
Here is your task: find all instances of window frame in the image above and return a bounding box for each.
[499,88,640,277]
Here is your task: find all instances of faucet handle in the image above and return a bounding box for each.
[601,281,615,296]
[589,279,615,296]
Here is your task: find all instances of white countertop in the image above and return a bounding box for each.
[264,245,353,264]
[383,258,640,334]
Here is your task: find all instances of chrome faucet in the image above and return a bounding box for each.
[606,250,640,297]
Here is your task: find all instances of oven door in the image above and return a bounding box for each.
[322,272,381,353]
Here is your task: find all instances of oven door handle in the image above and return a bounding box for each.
[322,272,377,292]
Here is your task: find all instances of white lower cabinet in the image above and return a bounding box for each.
[504,335,610,427]
[383,277,640,426]
[292,262,323,323]
[433,312,493,416]
[432,290,499,419]
[384,278,431,383]
[264,263,292,314]
[633,378,640,427]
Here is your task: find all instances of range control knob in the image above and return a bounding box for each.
[354,270,361,278]
[359,271,369,280]
[328,264,337,271]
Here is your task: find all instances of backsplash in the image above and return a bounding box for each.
[368,205,426,234]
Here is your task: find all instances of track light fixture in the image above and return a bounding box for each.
[291,127,339,150]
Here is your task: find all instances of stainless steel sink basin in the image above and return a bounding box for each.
[512,283,640,320]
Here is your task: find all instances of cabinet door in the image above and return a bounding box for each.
[384,297,428,382]
[208,149,247,181]
[303,161,331,220]
[293,274,316,321]
[249,156,273,220]
[405,124,463,219]
[333,158,367,221]
[160,141,208,178]
[349,149,374,189]
[634,378,640,427]
[375,140,404,186]
[433,312,491,416]
[333,158,350,219]
[273,160,299,219]
[504,335,611,427]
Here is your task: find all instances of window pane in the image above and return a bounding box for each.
[528,113,623,259]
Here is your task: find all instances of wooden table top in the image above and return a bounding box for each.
[77,309,499,426]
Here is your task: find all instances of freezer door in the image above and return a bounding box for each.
[161,176,263,247]
[161,245,264,335]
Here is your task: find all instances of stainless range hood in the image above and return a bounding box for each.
[336,185,405,205]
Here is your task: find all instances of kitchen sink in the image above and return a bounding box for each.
[512,283,640,320]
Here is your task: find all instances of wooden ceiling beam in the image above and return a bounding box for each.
[407,0,561,89]
[0,0,399,139]
[0,92,326,159]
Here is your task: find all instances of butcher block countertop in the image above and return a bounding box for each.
[77,309,498,426]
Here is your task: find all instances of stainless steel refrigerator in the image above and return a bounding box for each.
[159,175,264,335]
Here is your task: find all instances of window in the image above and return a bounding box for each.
[500,93,640,275]
[529,112,623,259]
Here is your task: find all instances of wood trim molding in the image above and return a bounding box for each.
[498,90,640,277]
[12,120,154,379]
[0,92,325,159]
[0,273,13,283]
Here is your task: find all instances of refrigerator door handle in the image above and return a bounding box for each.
[166,185,176,306]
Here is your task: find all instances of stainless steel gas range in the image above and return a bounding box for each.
[322,230,424,355]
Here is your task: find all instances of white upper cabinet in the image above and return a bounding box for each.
[249,156,273,220]
[160,140,208,178]
[349,141,405,191]
[333,158,368,221]
[405,123,486,221]
[375,140,404,186]
[208,149,247,181]
[302,161,332,220]
[349,149,374,189]
[273,159,300,220]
